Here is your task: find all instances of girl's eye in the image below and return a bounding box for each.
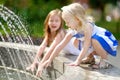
[50,20,53,22]
[49,19,58,22]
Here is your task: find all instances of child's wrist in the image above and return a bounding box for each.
[33,61,38,65]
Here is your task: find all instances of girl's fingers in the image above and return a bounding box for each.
[36,69,43,77]
[68,62,79,66]
[26,66,30,71]
[26,65,35,72]
[36,65,44,77]
[31,67,34,72]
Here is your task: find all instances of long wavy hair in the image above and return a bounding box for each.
[44,9,64,46]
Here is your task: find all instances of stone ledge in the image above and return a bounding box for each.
[54,46,120,80]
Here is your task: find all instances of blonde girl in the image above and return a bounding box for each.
[39,3,118,73]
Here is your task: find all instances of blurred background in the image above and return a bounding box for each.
[0,0,120,40]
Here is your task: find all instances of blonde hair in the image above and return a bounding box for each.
[62,3,91,31]
[86,15,95,23]
[44,9,64,46]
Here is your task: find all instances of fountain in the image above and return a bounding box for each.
[0,4,45,80]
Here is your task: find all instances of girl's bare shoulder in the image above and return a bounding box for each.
[56,28,66,39]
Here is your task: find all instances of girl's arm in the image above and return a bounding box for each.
[45,32,73,67]
[69,24,92,66]
[39,31,65,64]
[36,30,68,77]
[26,36,47,71]
[32,37,47,64]
[36,32,72,77]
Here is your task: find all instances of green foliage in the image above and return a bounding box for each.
[0,0,6,4]
[89,0,117,9]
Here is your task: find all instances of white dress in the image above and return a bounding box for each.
[62,29,93,56]
[91,23,118,56]
[67,23,118,57]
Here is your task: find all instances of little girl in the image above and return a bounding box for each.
[39,3,118,75]
[26,9,66,72]
[61,3,118,67]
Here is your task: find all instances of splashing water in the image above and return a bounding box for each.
[0,5,43,80]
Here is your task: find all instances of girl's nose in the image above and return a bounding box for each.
[52,21,56,25]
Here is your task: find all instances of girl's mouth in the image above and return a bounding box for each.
[52,26,57,28]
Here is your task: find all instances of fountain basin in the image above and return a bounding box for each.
[0,42,120,80]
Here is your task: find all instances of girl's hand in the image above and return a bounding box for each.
[44,60,52,68]
[26,63,37,72]
[36,63,44,77]
[36,60,52,77]
[68,61,80,66]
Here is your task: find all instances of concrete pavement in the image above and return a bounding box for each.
[56,43,120,80]
[108,45,120,69]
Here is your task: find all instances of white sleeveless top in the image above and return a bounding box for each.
[63,28,93,56]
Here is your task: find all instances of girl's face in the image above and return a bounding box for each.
[62,12,79,30]
[48,14,61,32]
